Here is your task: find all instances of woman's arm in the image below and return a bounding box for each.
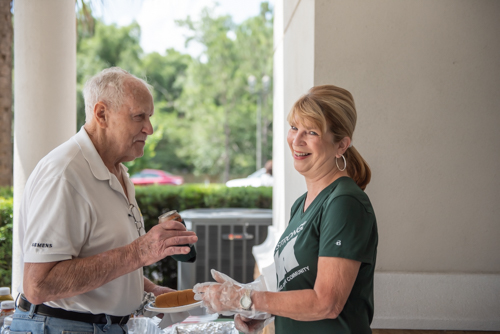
[253,257,360,321]
[196,256,360,322]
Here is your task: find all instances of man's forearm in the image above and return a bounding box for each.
[24,219,197,304]
[24,242,142,304]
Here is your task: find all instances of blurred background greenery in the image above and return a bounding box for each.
[0,191,13,287]
[0,0,274,289]
[76,1,274,183]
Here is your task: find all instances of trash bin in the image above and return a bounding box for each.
[178,208,272,291]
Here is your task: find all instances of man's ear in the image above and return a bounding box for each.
[93,101,109,128]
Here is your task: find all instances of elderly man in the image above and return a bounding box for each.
[11,67,197,334]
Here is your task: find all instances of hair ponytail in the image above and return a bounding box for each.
[344,146,371,191]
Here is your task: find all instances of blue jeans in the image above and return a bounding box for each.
[10,305,128,334]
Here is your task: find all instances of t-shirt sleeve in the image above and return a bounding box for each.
[318,195,376,264]
[23,177,92,263]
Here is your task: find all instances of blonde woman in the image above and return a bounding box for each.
[195,85,378,334]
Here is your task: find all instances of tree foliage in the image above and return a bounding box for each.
[176,3,273,181]
[0,196,13,286]
[76,2,273,180]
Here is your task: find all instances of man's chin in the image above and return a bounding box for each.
[122,151,144,163]
[136,149,145,158]
[133,152,145,160]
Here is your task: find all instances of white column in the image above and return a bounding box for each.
[12,0,76,297]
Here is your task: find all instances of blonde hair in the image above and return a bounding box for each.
[287,85,371,190]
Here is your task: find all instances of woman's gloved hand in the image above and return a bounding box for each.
[234,314,267,334]
[193,269,247,315]
[193,269,272,319]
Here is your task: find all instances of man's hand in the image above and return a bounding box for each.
[143,278,177,319]
[132,219,198,267]
[144,277,176,297]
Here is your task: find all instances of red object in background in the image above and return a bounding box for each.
[130,169,184,186]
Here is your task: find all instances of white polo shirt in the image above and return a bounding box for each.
[18,127,145,316]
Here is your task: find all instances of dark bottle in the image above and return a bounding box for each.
[159,210,196,263]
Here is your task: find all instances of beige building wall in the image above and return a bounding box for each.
[314,0,500,274]
[269,0,500,330]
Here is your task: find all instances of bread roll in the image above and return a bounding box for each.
[155,289,197,308]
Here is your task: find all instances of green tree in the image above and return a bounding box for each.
[134,49,193,174]
[76,20,143,129]
[236,2,274,166]
[176,3,273,182]
[0,196,13,286]
[74,3,273,180]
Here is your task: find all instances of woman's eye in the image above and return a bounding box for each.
[290,126,298,130]
[309,131,318,135]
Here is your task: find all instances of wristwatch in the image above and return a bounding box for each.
[239,289,253,311]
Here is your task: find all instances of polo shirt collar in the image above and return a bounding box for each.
[73,127,129,181]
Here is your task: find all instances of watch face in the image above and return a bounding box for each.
[241,295,252,309]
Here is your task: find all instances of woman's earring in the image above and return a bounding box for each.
[336,154,347,171]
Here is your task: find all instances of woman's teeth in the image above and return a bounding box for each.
[295,152,310,156]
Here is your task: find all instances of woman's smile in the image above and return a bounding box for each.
[293,150,311,159]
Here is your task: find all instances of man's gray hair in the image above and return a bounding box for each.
[83,67,152,122]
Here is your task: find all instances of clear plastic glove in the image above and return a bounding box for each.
[193,269,271,320]
[234,314,274,334]
[193,270,245,315]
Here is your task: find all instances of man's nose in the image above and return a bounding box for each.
[143,118,153,135]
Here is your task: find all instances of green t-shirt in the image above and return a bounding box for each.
[274,177,378,334]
